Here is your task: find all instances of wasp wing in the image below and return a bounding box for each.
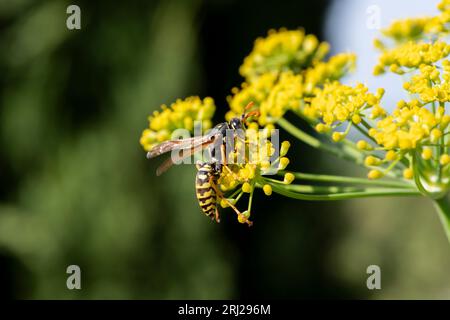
[146,135,216,159]
[155,140,214,176]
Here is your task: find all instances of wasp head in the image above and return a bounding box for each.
[229,117,245,140]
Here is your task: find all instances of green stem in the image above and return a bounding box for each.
[277,171,414,188]
[268,181,421,201]
[355,122,376,143]
[277,118,364,165]
[433,196,450,244]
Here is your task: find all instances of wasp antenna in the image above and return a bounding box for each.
[243,110,261,125]
[244,101,255,111]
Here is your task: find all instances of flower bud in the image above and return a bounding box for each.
[368,169,383,179]
[280,141,291,157]
[284,172,295,184]
[263,184,273,196]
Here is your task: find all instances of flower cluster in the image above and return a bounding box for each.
[403,62,450,103]
[140,0,450,243]
[239,29,330,81]
[217,127,294,224]
[304,82,385,140]
[140,96,215,151]
[369,101,444,150]
[227,47,355,125]
[375,0,450,46]
[374,41,450,75]
[351,0,450,183]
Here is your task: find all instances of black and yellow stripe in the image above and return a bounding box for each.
[195,163,218,219]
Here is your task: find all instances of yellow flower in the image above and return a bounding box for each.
[305,82,384,138]
[403,168,414,180]
[370,103,440,150]
[259,71,304,124]
[263,184,273,196]
[403,63,450,103]
[380,17,440,43]
[385,150,397,161]
[242,182,252,193]
[278,157,290,170]
[422,148,433,160]
[283,172,295,184]
[374,1,450,50]
[374,41,450,75]
[440,154,450,165]
[140,96,215,151]
[228,46,355,125]
[365,156,381,166]
[368,169,383,179]
[302,53,356,94]
[226,73,278,123]
[280,141,291,156]
[240,29,330,81]
[357,140,372,150]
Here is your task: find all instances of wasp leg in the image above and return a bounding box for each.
[220,143,238,178]
[214,207,220,223]
[209,176,253,227]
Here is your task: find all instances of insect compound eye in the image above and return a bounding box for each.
[230,118,241,130]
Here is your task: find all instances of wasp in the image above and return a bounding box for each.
[146,102,259,176]
[195,161,222,221]
[194,161,252,225]
[147,102,258,224]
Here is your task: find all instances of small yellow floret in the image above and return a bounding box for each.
[365,156,381,166]
[280,141,291,156]
[385,150,397,161]
[440,154,450,165]
[242,182,252,193]
[263,184,273,196]
[421,148,433,160]
[403,168,414,180]
[332,132,344,142]
[284,172,295,184]
[368,169,383,179]
[431,128,443,142]
[278,157,290,170]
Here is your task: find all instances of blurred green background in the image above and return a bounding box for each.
[0,0,449,299]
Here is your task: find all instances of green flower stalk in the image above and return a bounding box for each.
[140,0,450,244]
